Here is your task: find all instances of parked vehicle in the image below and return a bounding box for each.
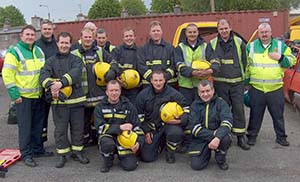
[0,50,6,76]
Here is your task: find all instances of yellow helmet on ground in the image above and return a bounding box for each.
[120,69,140,89]
[117,130,138,149]
[191,60,211,79]
[160,102,184,123]
[94,62,111,86]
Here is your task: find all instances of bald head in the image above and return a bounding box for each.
[84,22,97,36]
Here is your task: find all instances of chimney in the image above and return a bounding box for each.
[3,18,10,32]
[121,8,129,18]
[174,4,181,14]
[31,15,42,29]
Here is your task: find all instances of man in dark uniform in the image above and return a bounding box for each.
[72,27,118,147]
[36,19,58,143]
[96,28,115,53]
[94,80,144,172]
[137,21,177,88]
[205,19,250,150]
[111,27,141,105]
[188,80,232,170]
[40,32,89,168]
[135,70,189,163]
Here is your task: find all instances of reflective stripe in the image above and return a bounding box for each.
[5,83,16,89]
[205,104,209,128]
[220,59,234,64]
[42,78,52,88]
[64,73,72,85]
[166,142,177,151]
[146,60,162,65]
[192,124,201,134]
[232,127,246,134]
[210,59,220,64]
[86,95,105,102]
[56,147,71,154]
[82,81,88,86]
[13,47,27,71]
[3,63,17,70]
[143,70,152,79]
[103,114,113,118]
[52,96,86,105]
[166,68,175,77]
[277,41,282,55]
[250,63,280,68]
[114,114,126,119]
[249,42,254,60]
[18,87,40,93]
[213,76,243,83]
[250,78,282,83]
[118,63,133,69]
[188,151,201,155]
[118,150,134,155]
[16,70,40,76]
[200,44,206,60]
[71,145,84,151]
[220,120,232,129]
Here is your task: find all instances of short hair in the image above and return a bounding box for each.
[21,25,36,33]
[80,27,93,36]
[96,28,107,35]
[149,20,161,29]
[57,32,72,43]
[84,22,97,29]
[106,80,121,90]
[123,27,135,34]
[41,19,53,25]
[198,80,214,89]
[217,19,231,28]
[186,23,198,29]
[258,23,272,31]
[150,69,166,80]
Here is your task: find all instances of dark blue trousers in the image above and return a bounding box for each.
[247,87,287,140]
[16,97,45,160]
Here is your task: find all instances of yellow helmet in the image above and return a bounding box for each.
[117,130,138,149]
[191,60,211,70]
[191,60,211,79]
[94,62,111,86]
[160,102,184,123]
[60,86,72,98]
[119,69,140,89]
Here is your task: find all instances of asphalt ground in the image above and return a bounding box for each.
[0,78,300,182]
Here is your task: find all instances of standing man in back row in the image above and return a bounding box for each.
[96,28,115,53]
[36,19,58,143]
[206,19,250,150]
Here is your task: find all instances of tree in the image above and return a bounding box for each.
[88,0,122,19]
[151,0,181,13]
[120,0,147,16]
[0,5,26,27]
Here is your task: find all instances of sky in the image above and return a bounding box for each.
[0,0,151,24]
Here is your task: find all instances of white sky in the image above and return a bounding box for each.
[0,0,151,23]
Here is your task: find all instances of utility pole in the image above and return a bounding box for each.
[39,4,50,20]
[210,0,215,12]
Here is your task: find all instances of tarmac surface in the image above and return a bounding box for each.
[0,78,300,182]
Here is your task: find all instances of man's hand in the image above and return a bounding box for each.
[120,123,133,131]
[131,142,140,153]
[268,52,281,61]
[167,119,181,125]
[145,132,153,144]
[208,137,220,150]
[51,81,62,92]
[15,97,22,104]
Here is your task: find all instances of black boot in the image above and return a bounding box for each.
[100,155,113,173]
[55,155,67,168]
[165,150,175,164]
[71,151,89,164]
[237,135,250,150]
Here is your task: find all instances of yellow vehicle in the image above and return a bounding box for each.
[289,16,300,41]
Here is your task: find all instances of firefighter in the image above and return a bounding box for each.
[135,70,189,163]
[36,19,58,143]
[96,28,115,53]
[111,27,141,105]
[245,23,296,146]
[205,19,250,150]
[71,27,118,147]
[137,21,177,88]
[2,25,53,167]
[188,80,232,170]
[71,22,97,51]
[94,80,144,172]
[40,32,89,168]
[175,23,213,105]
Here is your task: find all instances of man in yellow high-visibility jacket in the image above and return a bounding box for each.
[2,25,53,167]
[245,23,296,146]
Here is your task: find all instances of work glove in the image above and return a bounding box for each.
[58,91,67,102]
[104,69,117,82]
[44,90,54,103]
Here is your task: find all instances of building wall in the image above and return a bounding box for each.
[54,10,289,46]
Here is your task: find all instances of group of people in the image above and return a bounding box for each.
[2,18,296,172]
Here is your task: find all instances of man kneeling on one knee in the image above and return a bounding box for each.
[188,80,233,170]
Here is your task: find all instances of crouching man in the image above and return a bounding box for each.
[188,80,233,170]
[94,80,144,173]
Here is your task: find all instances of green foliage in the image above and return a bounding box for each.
[151,0,181,13]
[88,0,122,19]
[0,5,26,27]
[120,0,147,16]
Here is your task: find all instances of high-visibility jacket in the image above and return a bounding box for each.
[175,38,207,89]
[206,34,246,83]
[246,38,296,93]
[2,41,45,100]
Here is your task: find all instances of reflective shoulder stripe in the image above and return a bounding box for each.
[35,46,45,59]
[3,63,17,70]
[249,42,254,60]
[200,43,206,60]
[277,40,282,55]
[13,46,27,70]
[210,37,218,50]
[96,48,103,62]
